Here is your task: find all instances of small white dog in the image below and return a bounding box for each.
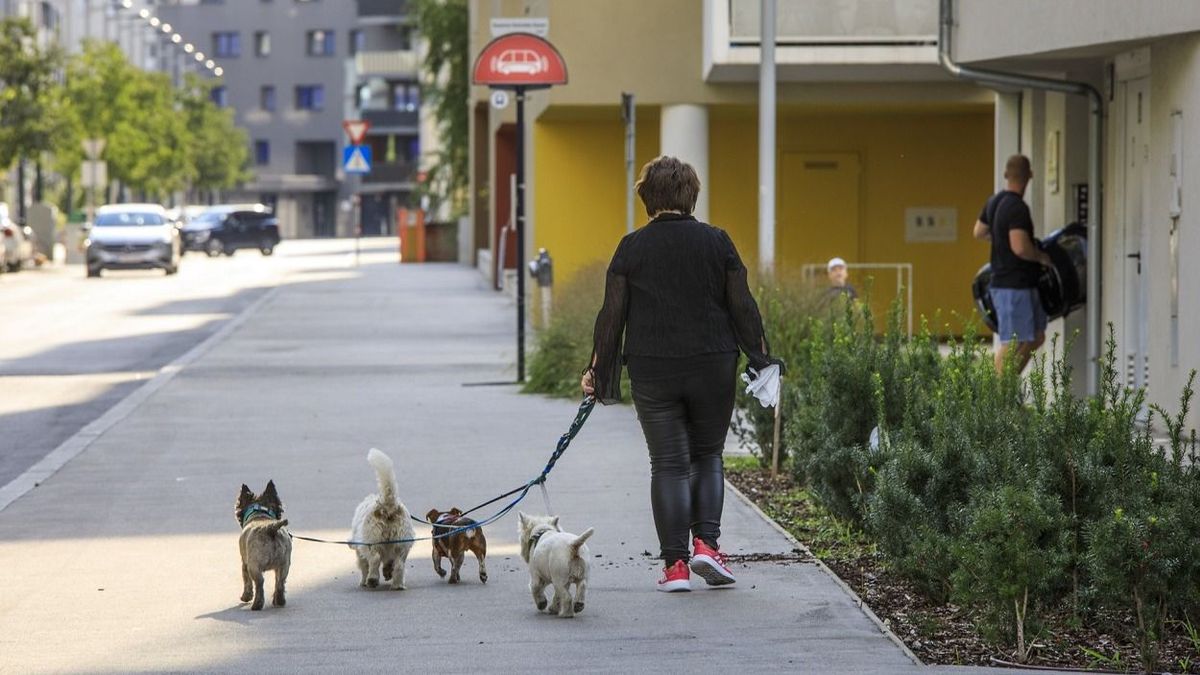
[350,448,414,590]
[518,512,595,618]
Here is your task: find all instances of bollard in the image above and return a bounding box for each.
[528,248,554,326]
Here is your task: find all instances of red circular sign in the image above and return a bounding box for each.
[472,32,567,89]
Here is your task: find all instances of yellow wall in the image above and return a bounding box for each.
[534,105,994,330]
[532,109,660,283]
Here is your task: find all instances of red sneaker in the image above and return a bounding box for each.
[656,560,692,592]
[690,538,736,586]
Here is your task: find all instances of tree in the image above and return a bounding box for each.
[178,74,250,196]
[414,0,469,217]
[64,41,192,199]
[0,18,67,178]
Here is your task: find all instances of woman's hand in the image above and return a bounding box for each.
[581,368,596,396]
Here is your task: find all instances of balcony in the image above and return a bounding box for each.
[357,0,410,21]
[705,0,943,82]
[361,108,419,131]
[355,50,419,78]
[362,160,416,186]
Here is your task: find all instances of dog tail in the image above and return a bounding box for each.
[367,448,399,507]
[265,519,289,535]
[569,527,595,558]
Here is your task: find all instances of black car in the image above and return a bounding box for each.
[182,209,281,257]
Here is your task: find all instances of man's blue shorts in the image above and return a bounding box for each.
[990,286,1047,343]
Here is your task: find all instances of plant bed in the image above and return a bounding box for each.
[726,458,1200,673]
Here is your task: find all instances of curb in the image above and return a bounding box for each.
[0,286,282,514]
[724,477,924,668]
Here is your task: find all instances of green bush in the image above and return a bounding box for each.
[730,272,1200,669]
[523,263,626,399]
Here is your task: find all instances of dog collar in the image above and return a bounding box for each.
[241,503,278,527]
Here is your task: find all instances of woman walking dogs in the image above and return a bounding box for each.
[582,156,779,592]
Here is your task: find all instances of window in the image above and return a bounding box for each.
[295,85,324,111]
[254,31,270,57]
[392,82,419,112]
[212,32,240,58]
[349,29,365,56]
[210,86,228,107]
[255,141,270,166]
[394,25,413,51]
[260,85,276,112]
[306,29,335,56]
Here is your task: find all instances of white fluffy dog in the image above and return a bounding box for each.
[518,512,594,618]
[350,448,414,590]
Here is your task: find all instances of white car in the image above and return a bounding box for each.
[85,204,181,278]
[0,203,34,273]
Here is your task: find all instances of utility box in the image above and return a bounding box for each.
[27,203,57,259]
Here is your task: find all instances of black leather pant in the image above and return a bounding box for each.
[629,353,737,565]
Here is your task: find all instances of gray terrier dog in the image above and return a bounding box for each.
[235,481,292,610]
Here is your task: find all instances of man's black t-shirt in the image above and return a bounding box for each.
[980,190,1041,288]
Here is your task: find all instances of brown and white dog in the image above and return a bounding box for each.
[234,481,291,610]
[427,507,488,584]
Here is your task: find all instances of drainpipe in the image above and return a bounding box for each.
[939,0,1104,396]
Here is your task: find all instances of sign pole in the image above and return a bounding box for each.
[515,85,527,383]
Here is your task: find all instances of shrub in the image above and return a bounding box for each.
[523,263,626,399]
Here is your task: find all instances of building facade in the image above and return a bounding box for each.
[950,0,1200,420]
[469,0,995,325]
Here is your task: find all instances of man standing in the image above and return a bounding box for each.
[974,155,1053,374]
[824,257,858,302]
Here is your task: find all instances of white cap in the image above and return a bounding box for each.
[827,257,847,271]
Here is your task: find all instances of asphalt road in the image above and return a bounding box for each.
[0,241,366,489]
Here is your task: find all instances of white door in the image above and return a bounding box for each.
[1120,77,1151,390]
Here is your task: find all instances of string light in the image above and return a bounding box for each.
[115,2,224,80]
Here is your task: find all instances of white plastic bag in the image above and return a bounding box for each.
[740,363,782,408]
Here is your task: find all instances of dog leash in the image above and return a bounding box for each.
[288,395,596,547]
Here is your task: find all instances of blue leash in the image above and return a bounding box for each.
[289,395,597,547]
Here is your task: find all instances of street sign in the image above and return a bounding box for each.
[472,32,567,383]
[490,90,510,110]
[82,138,106,160]
[343,145,372,174]
[472,32,567,89]
[489,17,549,38]
[81,160,107,188]
[342,120,371,146]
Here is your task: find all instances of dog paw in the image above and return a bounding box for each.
[574,602,585,614]
[273,593,286,607]
[480,573,488,584]
[391,584,407,591]
[251,600,264,611]
[366,577,379,588]
[434,567,446,578]
[448,575,459,584]
[240,592,253,603]
[535,599,548,611]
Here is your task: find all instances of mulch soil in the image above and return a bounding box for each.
[727,465,1199,673]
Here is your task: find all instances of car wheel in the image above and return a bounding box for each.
[205,239,223,257]
[164,265,178,275]
[223,246,236,257]
[86,265,101,278]
[7,261,18,273]
[260,240,275,256]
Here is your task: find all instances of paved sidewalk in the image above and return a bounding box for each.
[0,242,1011,673]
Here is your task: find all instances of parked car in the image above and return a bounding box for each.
[182,205,280,257]
[0,203,34,273]
[85,204,181,278]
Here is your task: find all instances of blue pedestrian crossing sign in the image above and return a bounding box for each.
[343,145,372,174]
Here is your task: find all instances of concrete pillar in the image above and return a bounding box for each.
[994,91,1021,192]
[660,104,710,222]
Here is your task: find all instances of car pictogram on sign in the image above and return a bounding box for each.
[491,49,549,76]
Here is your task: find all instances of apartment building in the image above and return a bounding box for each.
[949,0,1200,417]
[469,0,995,324]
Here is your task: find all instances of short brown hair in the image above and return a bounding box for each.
[635,156,700,216]
[1004,154,1032,182]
